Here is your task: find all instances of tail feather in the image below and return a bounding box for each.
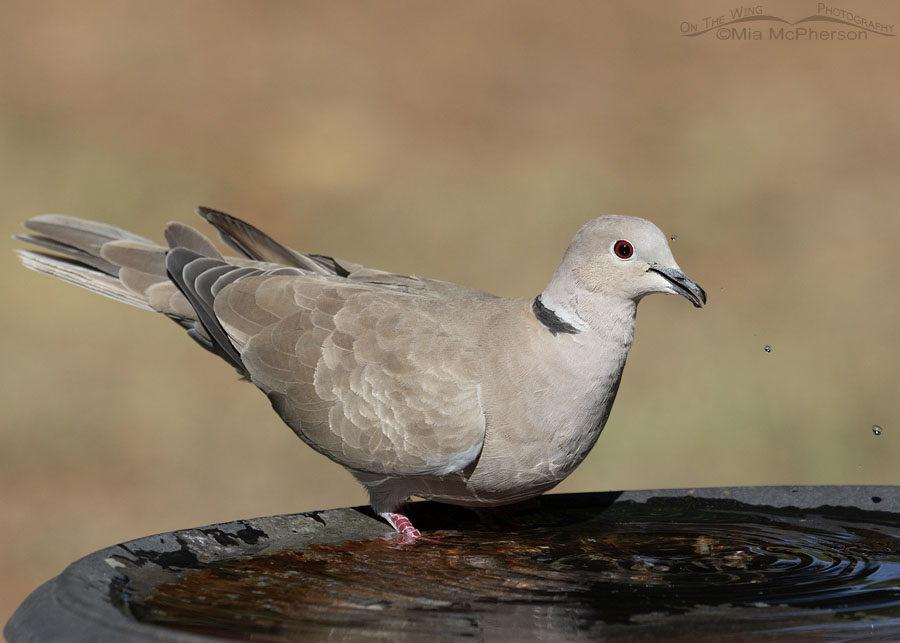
[13,233,121,276]
[24,214,153,256]
[101,239,169,296]
[14,207,337,374]
[100,239,167,274]
[14,214,243,370]
[16,216,174,313]
[15,248,152,310]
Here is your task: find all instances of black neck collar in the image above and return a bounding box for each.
[532,295,580,336]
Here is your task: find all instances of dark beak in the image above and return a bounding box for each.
[648,264,707,308]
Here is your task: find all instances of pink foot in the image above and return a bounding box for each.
[380,511,421,539]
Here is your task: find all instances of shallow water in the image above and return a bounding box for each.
[129,498,900,641]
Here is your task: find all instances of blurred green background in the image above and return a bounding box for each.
[2,0,898,627]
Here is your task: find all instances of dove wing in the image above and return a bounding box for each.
[214,275,487,477]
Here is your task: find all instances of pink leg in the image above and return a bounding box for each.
[380,511,421,539]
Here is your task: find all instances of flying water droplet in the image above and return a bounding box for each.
[670,235,677,241]
[764,345,772,353]
[872,425,883,436]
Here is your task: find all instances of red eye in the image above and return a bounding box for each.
[613,240,633,259]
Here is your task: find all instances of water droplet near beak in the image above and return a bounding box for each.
[872,425,883,436]
[670,235,677,241]
[764,345,772,353]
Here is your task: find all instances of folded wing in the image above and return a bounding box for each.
[217,274,487,477]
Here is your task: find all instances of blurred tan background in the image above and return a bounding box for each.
[2,0,899,628]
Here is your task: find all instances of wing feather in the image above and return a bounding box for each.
[214,275,486,477]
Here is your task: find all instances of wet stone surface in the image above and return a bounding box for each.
[125,497,900,642]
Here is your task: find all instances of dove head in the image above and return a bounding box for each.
[541,215,706,329]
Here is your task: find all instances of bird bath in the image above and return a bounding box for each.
[6,486,900,642]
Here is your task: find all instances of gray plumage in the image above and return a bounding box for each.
[14,207,705,536]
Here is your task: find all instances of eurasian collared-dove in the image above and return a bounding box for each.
[15,208,705,538]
